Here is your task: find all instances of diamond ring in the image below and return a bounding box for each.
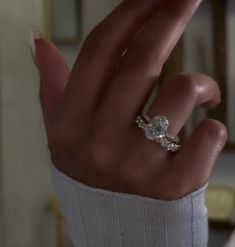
[135,114,181,152]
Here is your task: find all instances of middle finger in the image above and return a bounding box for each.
[102,0,203,122]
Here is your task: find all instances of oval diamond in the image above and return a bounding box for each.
[144,124,157,140]
[150,116,169,135]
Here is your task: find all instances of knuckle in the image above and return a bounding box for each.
[173,74,201,97]
[172,73,219,102]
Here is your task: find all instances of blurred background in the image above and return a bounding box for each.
[0,0,234,246]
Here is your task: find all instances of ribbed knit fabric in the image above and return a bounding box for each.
[52,166,208,247]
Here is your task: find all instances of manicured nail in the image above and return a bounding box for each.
[30,27,41,65]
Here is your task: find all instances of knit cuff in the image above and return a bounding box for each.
[51,165,208,247]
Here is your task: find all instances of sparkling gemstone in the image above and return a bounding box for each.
[161,139,171,147]
[144,116,169,141]
[150,116,169,136]
[144,124,157,140]
[156,135,164,142]
[167,143,180,152]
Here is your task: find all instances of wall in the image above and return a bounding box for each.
[0,1,5,245]
[214,1,235,188]
[228,1,235,140]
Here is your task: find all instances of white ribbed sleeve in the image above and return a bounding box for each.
[51,166,208,247]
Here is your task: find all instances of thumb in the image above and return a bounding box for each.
[30,29,70,127]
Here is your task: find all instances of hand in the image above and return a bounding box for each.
[33,0,227,200]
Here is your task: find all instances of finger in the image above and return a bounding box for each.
[31,30,70,126]
[148,73,221,136]
[172,119,227,194]
[103,0,202,121]
[60,0,162,120]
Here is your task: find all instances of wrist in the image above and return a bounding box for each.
[51,165,208,247]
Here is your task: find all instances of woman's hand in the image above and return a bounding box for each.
[33,0,227,200]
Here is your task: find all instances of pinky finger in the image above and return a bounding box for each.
[173,119,228,192]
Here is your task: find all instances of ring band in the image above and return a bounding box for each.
[135,114,181,152]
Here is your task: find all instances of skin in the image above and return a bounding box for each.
[34,0,227,200]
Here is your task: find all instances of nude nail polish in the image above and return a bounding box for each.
[29,27,41,64]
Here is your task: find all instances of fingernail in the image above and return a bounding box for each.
[30,27,41,65]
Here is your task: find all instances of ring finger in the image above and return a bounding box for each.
[147,73,221,137]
